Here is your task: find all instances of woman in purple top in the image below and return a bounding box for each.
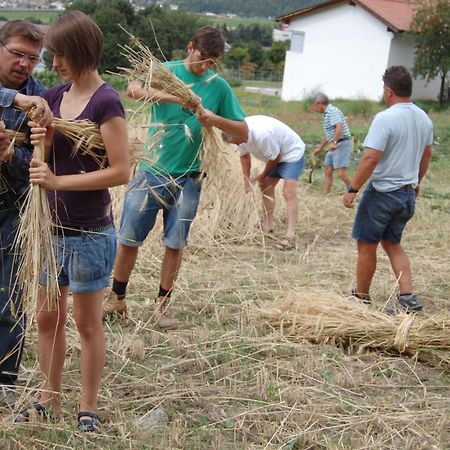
[17,12,130,432]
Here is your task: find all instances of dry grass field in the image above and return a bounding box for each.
[1,94,449,449]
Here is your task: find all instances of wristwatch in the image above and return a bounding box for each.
[347,185,359,193]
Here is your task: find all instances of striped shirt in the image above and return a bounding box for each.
[323,104,351,143]
[0,76,47,201]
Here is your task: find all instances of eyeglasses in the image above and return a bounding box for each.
[1,42,41,66]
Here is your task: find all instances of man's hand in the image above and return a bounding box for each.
[328,142,337,151]
[251,173,266,187]
[312,147,322,156]
[343,192,357,208]
[184,95,201,110]
[14,93,53,127]
[196,108,216,127]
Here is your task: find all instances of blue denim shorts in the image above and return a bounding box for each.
[324,139,352,169]
[352,184,416,244]
[118,170,203,249]
[40,225,117,293]
[267,155,305,180]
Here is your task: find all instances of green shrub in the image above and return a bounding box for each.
[101,74,127,92]
[33,69,60,88]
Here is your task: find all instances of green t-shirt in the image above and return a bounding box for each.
[140,61,246,177]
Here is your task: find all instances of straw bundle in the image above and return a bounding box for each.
[255,290,450,372]
[119,32,226,181]
[13,139,59,310]
[0,120,27,163]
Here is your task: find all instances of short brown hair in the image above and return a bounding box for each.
[0,20,43,46]
[383,66,412,97]
[192,26,225,59]
[45,11,103,77]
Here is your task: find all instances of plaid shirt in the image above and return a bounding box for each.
[0,76,47,202]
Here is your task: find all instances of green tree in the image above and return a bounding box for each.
[223,46,249,70]
[409,0,450,104]
[67,0,136,73]
[134,7,206,60]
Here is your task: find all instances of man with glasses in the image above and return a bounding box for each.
[0,20,52,407]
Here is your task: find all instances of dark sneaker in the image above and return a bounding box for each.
[397,293,422,312]
[351,288,371,305]
[102,290,127,319]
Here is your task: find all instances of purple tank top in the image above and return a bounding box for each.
[44,82,125,228]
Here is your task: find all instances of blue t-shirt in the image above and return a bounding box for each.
[364,103,433,192]
[45,82,125,227]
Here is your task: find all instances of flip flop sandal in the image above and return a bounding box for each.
[14,402,54,423]
[78,411,99,433]
[274,237,296,251]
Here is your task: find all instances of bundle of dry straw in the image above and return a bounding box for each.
[13,139,59,310]
[119,31,228,185]
[255,290,450,372]
[0,120,27,163]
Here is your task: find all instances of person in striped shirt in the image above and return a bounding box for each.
[312,93,352,194]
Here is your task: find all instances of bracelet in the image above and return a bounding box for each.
[347,184,359,193]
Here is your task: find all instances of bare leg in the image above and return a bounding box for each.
[356,240,378,295]
[113,243,139,283]
[282,179,298,239]
[336,168,352,189]
[323,165,333,194]
[260,176,280,233]
[36,285,68,416]
[160,246,183,291]
[73,289,105,415]
[381,240,413,293]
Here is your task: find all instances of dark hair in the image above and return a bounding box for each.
[45,11,103,77]
[0,20,43,46]
[192,26,225,59]
[382,66,412,97]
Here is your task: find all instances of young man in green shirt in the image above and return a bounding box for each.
[103,27,248,328]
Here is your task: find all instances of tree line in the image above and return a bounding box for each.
[168,0,327,19]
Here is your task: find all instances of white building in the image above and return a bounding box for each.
[276,0,443,101]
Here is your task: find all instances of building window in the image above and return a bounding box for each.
[290,31,305,53]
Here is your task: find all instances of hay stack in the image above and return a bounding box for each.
[255,290,450,372]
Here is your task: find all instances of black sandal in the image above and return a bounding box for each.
[14,402,54,423]
[78,411,99,433]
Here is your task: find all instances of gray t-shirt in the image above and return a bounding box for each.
[364,103,433,192]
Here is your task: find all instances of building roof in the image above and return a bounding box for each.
[276,0,415,33]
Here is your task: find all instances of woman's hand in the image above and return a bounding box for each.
[29,158,59,190]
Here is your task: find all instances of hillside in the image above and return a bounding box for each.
[164,0,328,18]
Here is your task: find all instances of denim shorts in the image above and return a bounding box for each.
[118,170,203,249]
[267,155,305,180]
[40,225,116,293]
[352,184,416,244]
[324,139,352,169]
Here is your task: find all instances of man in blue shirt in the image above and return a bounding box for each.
[0,20,52,407]
[343,66,433,313]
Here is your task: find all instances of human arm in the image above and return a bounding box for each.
[252,154,282,186]
[196,108,248,142]
[313,135,328,155]
[127,79,200,109]
[13,93,53,126]
[343,147,382,208]
[240,153,251,193]
[328,122,343,150]
[29,116,130,190]
[415,144,433,197]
